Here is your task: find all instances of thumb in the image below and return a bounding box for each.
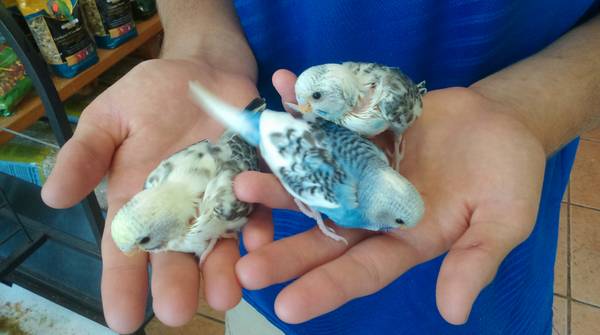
[233,171,297,210]
[42,100,122,208]
[435,202,536,325]
[272,69,297,112]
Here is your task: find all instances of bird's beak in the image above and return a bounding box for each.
[286,102,312,113]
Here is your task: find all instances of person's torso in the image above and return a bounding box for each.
[233,1,595,334]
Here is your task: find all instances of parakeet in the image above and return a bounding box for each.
[189,82,424,244]
[110,98,263,264]
[289,62,426,169]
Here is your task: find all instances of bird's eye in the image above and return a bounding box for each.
[140,236,151,244]
[312,92,322,100]
[395,218,405,225]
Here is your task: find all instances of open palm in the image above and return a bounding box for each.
[235,70,547,325]
[41,58,258,333]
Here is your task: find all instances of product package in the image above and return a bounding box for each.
[1,0,39,50]
[130,0,155,21]
[80,0,136,49]
[17,0,98,78]
[0,43,33,116]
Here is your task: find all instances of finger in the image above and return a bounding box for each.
[272,69,297,112]
[273,234,427,324]
[149,252,200,327]
[42,99,122,208]
[236,226,366,290]
[436,204,535,325]
[234,171,297,210]
[100,217,149,334]
[202,238,243,311]
[242,205,274,251]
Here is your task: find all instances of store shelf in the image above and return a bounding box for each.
[0,14,162,144]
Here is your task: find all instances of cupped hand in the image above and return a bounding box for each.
[235,69,547,325]
[41,58,258,333]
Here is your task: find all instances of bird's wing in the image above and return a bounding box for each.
[259,111,347,209]
[220,97,264,172]
[339,62,390,135]
[206,98,263,220]
[377,67,422,129]
[200,169,253,224]
[209,134,260,222]
[144,140,218,189]
[219,131,259,171]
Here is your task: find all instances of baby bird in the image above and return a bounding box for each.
[290,62,426,169]
[189,81,424,244]
[110,99,263,264]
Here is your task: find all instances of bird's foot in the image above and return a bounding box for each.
[295,199,316,218]
[393,135,406,171]
[294,199,347,244]
[198,238,218,267]
[313,211,348,245]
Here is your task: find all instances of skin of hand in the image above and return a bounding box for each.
[235,14,600,325]
[235,70,547,325]
[40,58,260,333]
[41,0,263,333]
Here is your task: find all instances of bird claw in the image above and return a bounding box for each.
[295,199,315,218]
[294,199,347,244]
[198,238,218,267]
[312,208,348,245]
[318,223,348,245]
[393,135,406,171]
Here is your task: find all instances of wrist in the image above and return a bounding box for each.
[468,83,555,156]
[156,0,257,83]
[159,30,257,83]
[428,87,548,157]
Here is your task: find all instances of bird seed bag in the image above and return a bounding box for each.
[80,0,136,49]
[130,0,155,20]
[17,0,98,78]
[0,43,33,116]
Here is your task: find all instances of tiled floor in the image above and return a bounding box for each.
[553,131,600,335]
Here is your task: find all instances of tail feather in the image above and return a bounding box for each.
[416,80,427,96]
[189,81,261,146]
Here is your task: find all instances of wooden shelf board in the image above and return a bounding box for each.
[0,15,162,144]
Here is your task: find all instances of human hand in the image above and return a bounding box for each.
[41,58,258,333]
[234,69,547,325]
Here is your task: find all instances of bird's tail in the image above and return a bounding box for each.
[189,81,261,146]
[416,80,427,96]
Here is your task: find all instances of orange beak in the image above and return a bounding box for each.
[286,102,313,113]
[298,103,312,113]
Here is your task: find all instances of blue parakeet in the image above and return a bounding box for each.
[189,82,424,243]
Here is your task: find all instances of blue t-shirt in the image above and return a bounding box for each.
[233,1,598,334]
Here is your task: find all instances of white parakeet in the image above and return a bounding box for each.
[290,62,426,169]
[189,82,424,244]
[111,98,264,263]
